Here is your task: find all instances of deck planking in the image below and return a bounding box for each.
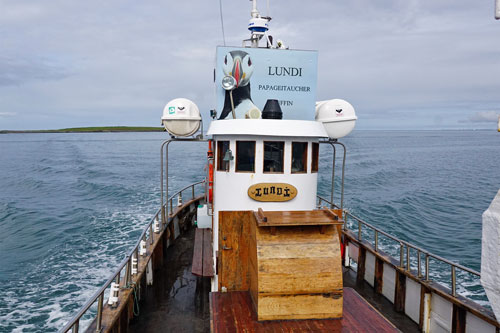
[211,288,399,332]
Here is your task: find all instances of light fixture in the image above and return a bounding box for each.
[222,75,237,91]
[221,76,237,119]
[223,149,234,162]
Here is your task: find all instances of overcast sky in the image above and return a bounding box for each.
[0,0,499,130]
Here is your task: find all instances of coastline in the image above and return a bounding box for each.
[0,126,165,134]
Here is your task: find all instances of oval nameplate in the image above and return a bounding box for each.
[248,183,297,202]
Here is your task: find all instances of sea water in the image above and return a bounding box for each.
[0,130,499,332]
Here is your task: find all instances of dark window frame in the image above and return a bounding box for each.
[291,141,308,174]
[235,140,256,173]
[217,140,230,171]
[263,141,285,174]
[311,142,319,173]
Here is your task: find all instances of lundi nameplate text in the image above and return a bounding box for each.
[248,183,297,202]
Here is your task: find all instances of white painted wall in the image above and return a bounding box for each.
[213,135,318,213]
[382,263,396,303]
[465,312,497,333]
[349,243,359,264]
[430,293,452,333]
[364,251,375,287]
[405,278,421,324]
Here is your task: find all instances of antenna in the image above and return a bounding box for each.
[244,0,273,48]
[219,0,226,46]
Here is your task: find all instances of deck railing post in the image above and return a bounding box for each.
[165,141,169,224]
[157,213,162,232]
[339,142,346,211]
[400,243,404,268]
[375,231,379,252]
[72,320,79,333]
[425,254,430,281]
[96,293,104,332]
[160,143,164,226]
[358,221,362,240]
[135,247,139,272]
[406,245,410,271]
[451,265,457,297]
[125,259,131,286]
[192,184,195,199]
[161,206,166,228]
[417,250,422,278]
[170,199,173,216]
[330,143,336,208]
[149,224,154,245]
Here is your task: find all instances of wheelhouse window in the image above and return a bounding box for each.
[263,141,284,173]
[217,141,230,171]
[311,142,319,173]
[236,141,255,172]
[291,142,308,173]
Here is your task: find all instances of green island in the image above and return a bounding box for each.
[0,126,165,134]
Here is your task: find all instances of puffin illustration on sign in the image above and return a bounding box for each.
[220,50,260,119]
[216,46,318,120]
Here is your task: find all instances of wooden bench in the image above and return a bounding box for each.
[192,228,215,277]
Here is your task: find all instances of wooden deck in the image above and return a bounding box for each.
[210,288,399,332]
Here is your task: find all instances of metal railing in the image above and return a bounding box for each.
[61,180,205,333]
[160,138,209,226]
[319,140,346,211]
[317,195,481,299]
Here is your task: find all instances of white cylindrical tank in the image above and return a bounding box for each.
[162,98,201,137]
[315,99,357,139]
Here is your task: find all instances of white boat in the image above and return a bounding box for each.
[61,2,500,332]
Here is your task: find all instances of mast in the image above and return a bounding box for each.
[496,0,500,19]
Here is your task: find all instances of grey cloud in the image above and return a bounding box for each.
[0,56,71,86]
